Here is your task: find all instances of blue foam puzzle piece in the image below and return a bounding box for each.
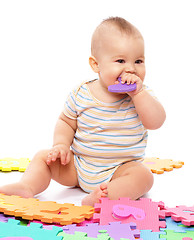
[160,217,194,233]
[140,230,165,240]
[0,219,63,240]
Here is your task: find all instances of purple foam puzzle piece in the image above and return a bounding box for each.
[62,221,142,240]
[108,77,136,93]
[0,213,14,222]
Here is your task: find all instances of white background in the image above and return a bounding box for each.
[0,0,194,207]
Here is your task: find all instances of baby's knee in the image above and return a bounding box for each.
[142,166,154,191]
[32,149,50,163]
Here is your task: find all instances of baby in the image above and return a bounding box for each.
[0,17,166,206]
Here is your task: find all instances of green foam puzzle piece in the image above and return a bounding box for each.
[58,231,112,240]
[160,230,194,239]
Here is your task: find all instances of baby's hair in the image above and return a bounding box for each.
[91,16,142,57]
[101,16,138,35]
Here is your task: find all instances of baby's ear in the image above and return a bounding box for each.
[89,56,99,73]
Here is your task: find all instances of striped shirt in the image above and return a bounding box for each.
[63,79,150,192]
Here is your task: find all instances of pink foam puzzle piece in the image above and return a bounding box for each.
[93,197,166,232]
[62,221,142,240]
[160,205,194,226]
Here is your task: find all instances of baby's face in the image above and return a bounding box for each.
[96,29,146,89]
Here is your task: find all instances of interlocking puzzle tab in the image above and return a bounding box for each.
[160,205,194,226]
[0,194,94,225]
[93,197,166,231]
[143,157,184,174]
[0,158,30,172]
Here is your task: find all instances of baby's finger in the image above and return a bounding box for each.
[51,149,59,161]
[121,74,133,84]
[65,151,71,165]
[121,76,127,84]
[130,74,139,84]
[47,151,54,165]
[60,150,67,165]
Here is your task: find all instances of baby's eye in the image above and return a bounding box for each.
[116,59,125,63]
[135,59,143,64]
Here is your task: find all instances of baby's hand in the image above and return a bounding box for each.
[120,73,143,97]
[47,144,71,166]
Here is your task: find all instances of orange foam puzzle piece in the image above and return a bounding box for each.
[142,157,184,174]
[0,194,94,225]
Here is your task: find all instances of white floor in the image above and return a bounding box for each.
[0,153,192,208]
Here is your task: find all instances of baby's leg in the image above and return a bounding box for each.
[82,161,153,206]
[107,161,154,200]
[0,149,78,197]
[81,183,108,206]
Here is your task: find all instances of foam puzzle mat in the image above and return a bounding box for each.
[0,194,193,239]
[0,156,190,239]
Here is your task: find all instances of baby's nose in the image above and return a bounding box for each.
[125,64,136,74]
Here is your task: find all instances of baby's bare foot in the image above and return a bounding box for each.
[81,182,108,206]
[0,182,34,198]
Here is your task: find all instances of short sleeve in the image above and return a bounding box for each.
[63,89,77,120]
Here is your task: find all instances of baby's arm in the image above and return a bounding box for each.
[47,113,77,165]
[120,73,166,129]
[131,90,166,129]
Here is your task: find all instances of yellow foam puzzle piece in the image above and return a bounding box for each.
[0,158,30,172]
